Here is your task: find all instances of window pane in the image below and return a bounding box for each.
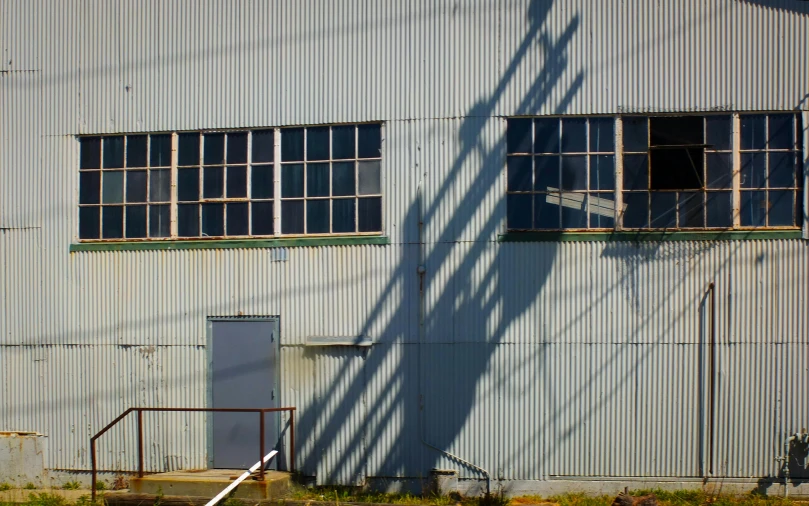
[281,200,304,233]
[706,153,732,189]
[740,191,767,227]
[252,130,274,163]
[678,192,704,228]
[535,156,559,192]
[623,154,648,191]
[622,117,648,152]
[178,133,200,166]
[307,163,330,197]
[622,192,649,228]
[332,125,356,159]
[332,161,355,196]
[507,118,532,154]
[650,116,703,146]
[282,164,304,198]
[650,192,676,228]
[251,201,274,235]
[507,157,532,192]
[80,137,101,169]
[79,207,100,239]
[705,192,731,228]
[178,168,200,201]
[227,132,247,164]
[102,206,123,238]
[768,190,794,226]
[333,198,356,233]
[79,171,100,204]
[251,166,274,199]
[768,114,793,150]
[649,148,703,190]
[560,193,587,228]
[768,152,794,188]
[507,194,532,229]
[706,116,731,151]
[561,118,586,153]
[125,205,147,238]
[177,204,200,237]
[202,203,224,236]
[282,128,304,161]
[740,115,766,150]
[226,202,249,236]
[561,156,586,190]
[203,166,224,198]
[150,169,170,202]
[589,118,614,152]
[534,118,559,154]
[203,133,225,165]
[150,134,172,167]
[534,193,560,229]
[358,197,382,232]
[103,136,124,168]
[126,135,148,167]
[102,171,124,203]
[358,161,381,195]
[588,192,614,228]
[307,126,330,161]
[226,165,247,198]
[306,200,329,233]
[740,153,766,189]
[357,124,381,158]
[149,205,170,237]
[590,155,614,191]
[126,170,148,203]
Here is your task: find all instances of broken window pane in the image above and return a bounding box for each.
[281,200,304,233]
[705,192,731,228]
[706,153,732,189]
[150,169,170,202]
[650,147,703,190]
[534,194,560,229]
[358,124,381,158]
[102,206,123,238]
[80,137,101,169]
[332,198,356,232]
[651,117,703,146]
[226,203,248,236]
[588,193,614,228]
[149,205,170,238]
[178,133,200,166]
[650,192,676,228]
[203,166,224,198]
[226,165,247,198]
[79,172,100,204]
[561,118,586,153]
[227,132,248,164]
[590,155,614,191]
[622,117,648,152]
[126,170,148,203]
[561,156,586,190]
[767,152,794,188]
[79,207,100,239]
[282,164,304,198]
[560,193,587,228]
[102,171,124,203]
[623,154,648,191]
[589,118,614,152]
[358,161,381,195]
[125,205,147,238]
[332,162,355,196]
[507,119,532,154]
[768,190,794,226]
[358,197,382,232]
[740,191,767,227]
[507,194,531,229]
[507,157,532,192]
[177,204,199,237]
[177,168,200,201]
[307,163,330,197]
[534,118,559,154]
[282,128,304,161]
[678,192,704,228]
[251,202,274,235]
[202,203,224,236]
[740,153,766,188]
[103,136,125,168]
[768,114,793,149]
[150,134,172,167]
[332,126,355,159]
[534,156,559,192]
[251,166,274,199]
[306,200,329,233]
[622,192,649,228]
[307,127,330,161]
[126,135,148,167]
[741,115,766,150]
[204,134,225,165]
[252,130,274,163]
[706,116,731,151]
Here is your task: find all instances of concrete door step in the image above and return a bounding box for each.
[129,469,291,500]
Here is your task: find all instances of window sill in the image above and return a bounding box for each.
[70,235,390,252]
[498,230,803,242]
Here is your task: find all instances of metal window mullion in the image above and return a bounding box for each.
[199,134,204,235]
[122,137,128,238]
[223,134,228,237]
[732,113,741,228]
[247,132,253,236]
[273,128,281,237]
[615,116,624,230]
[170,133,179,237]
[303,128,308,234]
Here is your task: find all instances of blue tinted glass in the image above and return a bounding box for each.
[80,137,101,169]
[150,135,172,167]
[534,193,560,229]
[125,170,147,203]
[623,154,648,191]
[126,135,148,167]
[560,193,587,228]
[103,136,124,168]
[125,205,147,238]
[740,115,766,150]
[507,119,532,154]
[251,201,274,235]
[101,206,123,238]
[622,192,649,228]
[706,116,731,151]
[506,194,532,229]
[561,156,586,190]
[768,190,794,226]
[282,128,304,161]
[740,191,766,227]
[357,124,381,158]
[202,203,224,236]
[768,152,794,188]
[740,153,765,189]
[332,126,355,159]
[507,157,532,191]
[561,118,586,153]
[588,193,614,228]
[79,172,100,204]
[307,127,330,161]
[705,192,731,228]
[79,207,100,239]
[178,133,200,166]
[282,164,304,198]
[650,192,676,228]
[251,166,274,199]
[306,200,329,233]
[706,153,732,189]
[204,134,225,165]
[358,197,382,232]
[226,203,249,236]
[332,162,355,196]
[590,155,614,191]
[589,118,614,152]
[203,166,224,198]
[177,168,200,201]
[332,198,355,233]
[252,130,274,163]
[177,204,199,236]
[149,205,170,237]
[678,192,704,228]
[281,200,304,233]
[534,118,559,153]
[227,132,247,164]
[768,114,793,150]
[307,163,330,197]
[623,117,648,152]
[535,156,559,191]
[226,166,247,198]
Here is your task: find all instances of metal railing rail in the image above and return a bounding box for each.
[90,407,296,501]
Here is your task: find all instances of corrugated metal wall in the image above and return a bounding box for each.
[0,0,808,484]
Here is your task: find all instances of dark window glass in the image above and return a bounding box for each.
[306,200,330,233]
[177,204,199,237]
[149,205,170,237]
[358,197,382,232]
[741,115,766,150]
[507,119,532,154]
[623,154,648,191]
[202,203,224,236]
[357,124,382,158]
[534,118,559,153]
[768,191,794,226]
[252,130,274,163]
[534,194,560,229]
[226,166,247,198]
[102,171,124,203]
[332,162,355,196]
[650,192,676,228]
[281,164,304,198]
[307,163,330,197]
[740,191,767,227]
[79,207,100,239]
[649,147,703,190]
[588,193,614,228]
[590,155,614,191]
[561,193,587,228]
[678,192,704,228]
[251,166,274,199]
[204,134,225,165]
[622,192,649,228]
[80,137,101,169]
[178,133,200,166]
[282,128,304,161]
[561,118,586,153]
[177,168,200,201]
[79,172,100,204]
[535,156,559,191]
[150,169,171,202]
[706,153,732,189]
[251,202,274,235]
[705,192,731,228]
[227,132,248,164]
[150,134,172,167]
[561,156,586,190]
[307,127,330,161]
[332,198,356,233]
[506,194,531,229]
[203,166,224,198]
[226,203,249,236]
[507,157,532,192]
[102,206,124,238]
[103,136,125,168]
[590,118,614,152]
[358,161,381,195]
[281,200,304,233]
[126,170,148,203]
[623,117,648,152]
[332,125,355,159]
[740,153,766,189]
[126,135,148,167]
[125,205,147,238]
[706,116,732,151]
[768,114,793,150]
[650,117,703,146]
[768,152,794,188]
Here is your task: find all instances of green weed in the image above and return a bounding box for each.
[0,483,12,492]
[61,482,81,491]
[26,493,68,506]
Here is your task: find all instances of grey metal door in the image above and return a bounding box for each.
[210,319,279,469]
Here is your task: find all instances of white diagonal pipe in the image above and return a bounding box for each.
[205,450,278,506]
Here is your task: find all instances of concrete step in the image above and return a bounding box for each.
[129,469,291,500]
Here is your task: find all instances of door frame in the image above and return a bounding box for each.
[206,316,281,469]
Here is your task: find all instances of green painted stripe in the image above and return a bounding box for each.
[498,230,804,242]
[70,236,390,252]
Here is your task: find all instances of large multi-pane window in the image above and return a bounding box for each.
[78,124,383,240]
[506,113,804,231]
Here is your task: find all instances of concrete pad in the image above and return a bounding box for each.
[129,469,290,500]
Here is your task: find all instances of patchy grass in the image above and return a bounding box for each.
[0,484,12,492]
[59,483,81,492]
[22,485,37,491]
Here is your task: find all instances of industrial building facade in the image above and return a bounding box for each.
[1,0,808,495]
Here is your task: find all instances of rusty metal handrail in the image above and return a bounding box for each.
[90,407,296,501]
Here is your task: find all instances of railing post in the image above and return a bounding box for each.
[91,439,97,502]
[137,409,144,478]
[290,409,295,473]
[259,411,266,481]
